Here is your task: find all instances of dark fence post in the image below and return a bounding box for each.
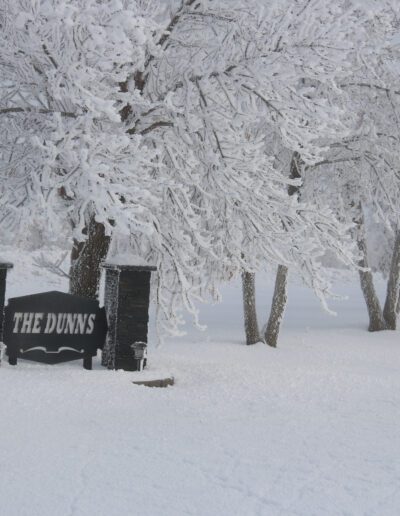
[0,263,13,343]
[101,263,156,371]
[0,263,13,364]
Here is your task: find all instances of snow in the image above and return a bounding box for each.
[105,253,156,268]
[0,267,399,516]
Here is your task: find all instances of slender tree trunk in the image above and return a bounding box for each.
[242,271,261,345]
[69,215,110,299]
[264,265,288,347]
[263,152,300,348]
[383,230,400,329]
[354,204,386,332]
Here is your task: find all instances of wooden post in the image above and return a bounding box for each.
[83,354,92,370]
[101,263,156,371]
[0,263,14,365]
[0,263,13,342]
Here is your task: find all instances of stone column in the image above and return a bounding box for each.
[101,264,156,371]
[0,263,13,343]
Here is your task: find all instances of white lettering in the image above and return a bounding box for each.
[86,314,96,335]
[32,313,44,334]
[56,313,66,334]
[44,313,57,334]
[74,314,88,335]
[64,313,78,334]
[21,312,34,333]
[13,312,23,333]
[12,311,98,335]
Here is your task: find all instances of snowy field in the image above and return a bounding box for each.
[0,258,399,516]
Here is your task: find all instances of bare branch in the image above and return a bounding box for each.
[32,251,70,279]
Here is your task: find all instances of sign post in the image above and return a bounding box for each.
[102,263,156,371]
[0,262,13,343]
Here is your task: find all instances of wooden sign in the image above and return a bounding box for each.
[3,291,107,368]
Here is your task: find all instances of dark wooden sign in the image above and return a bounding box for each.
[4,291,107,369]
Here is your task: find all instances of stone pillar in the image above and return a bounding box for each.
[0,263,13,342]
[101,263,156,371]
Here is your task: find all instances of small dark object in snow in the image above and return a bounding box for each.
[132,377,174,388]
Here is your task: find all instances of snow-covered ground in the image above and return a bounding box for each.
[0,258,399,516]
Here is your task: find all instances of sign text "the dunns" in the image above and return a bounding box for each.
[4,291,107,366]
[12,312,96,335]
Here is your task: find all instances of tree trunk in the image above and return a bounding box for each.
[241,271,261,345]
[383,230,400,330]
[354,205,386,332]
[264,265,288,347]
[69,215,110,299]
[67,8,193,303]
[263,152,300,348]
[68,80,131,301]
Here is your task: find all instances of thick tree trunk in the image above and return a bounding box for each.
[264,265,288,347]
[69,215,110,299]
[68,79,129,301]
[383,230,400,330]
[354,205,386,332]
[241,271,261,345]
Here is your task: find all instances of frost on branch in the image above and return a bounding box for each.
[0,0,380,335]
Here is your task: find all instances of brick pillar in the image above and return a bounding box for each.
[0,263,13,342]
[101,264,156,371]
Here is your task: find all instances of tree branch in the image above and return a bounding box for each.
[42,44,58,69]
[0,107,76,117]
[138,120,173,135]
[242,85,283,118]
[157,0,198,50]
[341,82,400,96]
[134,0,199,92]
[312,156,361,168]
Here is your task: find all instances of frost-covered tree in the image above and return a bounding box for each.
[216,1,370,346]
[302,2,400,332]
[0,0,166,295]
[0,0,378,339]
